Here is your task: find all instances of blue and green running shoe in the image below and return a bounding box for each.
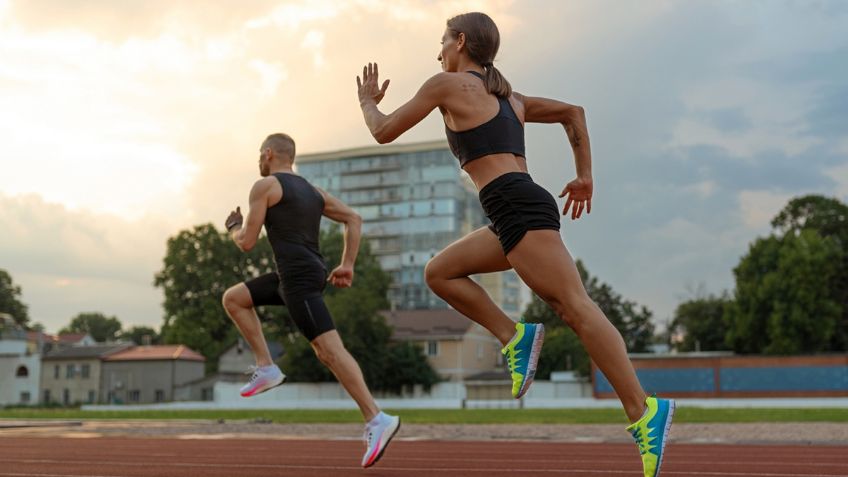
[626,394,675,477]
[501,322,544,399]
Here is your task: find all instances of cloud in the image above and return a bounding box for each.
[0,193,179,330]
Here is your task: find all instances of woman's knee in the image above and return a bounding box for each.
[222,286,245,312]
[547,292,596,330]
[424,258,446,289]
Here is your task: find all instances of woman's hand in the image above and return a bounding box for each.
[357,62,390,106]
[560,177,593,220]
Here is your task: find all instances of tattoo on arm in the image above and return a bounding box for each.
[566,123,582,148]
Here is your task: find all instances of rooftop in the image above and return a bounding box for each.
[381,309,473,340]
[297,139,449,163]
[104,345,205,362]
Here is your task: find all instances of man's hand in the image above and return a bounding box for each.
[225,206,243,231]
[328,265,354,288]
[559,177,593,220]
[357,62,390,106]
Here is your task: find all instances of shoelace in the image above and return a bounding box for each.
[245,365,260,384]
[631,429,648,455]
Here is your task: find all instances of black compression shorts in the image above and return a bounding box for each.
[244,272,335,341]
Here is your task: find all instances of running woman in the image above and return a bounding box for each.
[221,133,400,468]
[355,12,673,477]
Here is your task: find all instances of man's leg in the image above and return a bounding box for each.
[310,330,379,420]
[222,274,286,397]
[222,282,274,366]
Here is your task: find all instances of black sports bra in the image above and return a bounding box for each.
[444,71,525,167]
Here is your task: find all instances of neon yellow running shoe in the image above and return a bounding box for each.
[626,394,675,477]
[501,322,544,399]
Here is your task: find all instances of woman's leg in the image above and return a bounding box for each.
[311,330,379,422]
[424,226,516,345]
[506,229,647,422]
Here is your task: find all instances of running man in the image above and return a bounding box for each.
[221,133,400,468]
[355,12,673,477]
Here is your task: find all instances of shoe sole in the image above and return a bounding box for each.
[515,324,545,399]
[656,399,675,477]
[363,417,401,468]
[240,375,287,398]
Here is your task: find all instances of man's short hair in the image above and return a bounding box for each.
[263,133,296,162]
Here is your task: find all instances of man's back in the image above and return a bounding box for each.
[264,172,326,276]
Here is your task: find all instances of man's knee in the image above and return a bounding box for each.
[222,285,249,313]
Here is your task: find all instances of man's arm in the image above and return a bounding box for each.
[229,178,272,252]
[318,188,361,288]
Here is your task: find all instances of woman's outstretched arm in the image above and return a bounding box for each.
[357,62,448,144]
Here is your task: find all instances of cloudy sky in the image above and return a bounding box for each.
[1,0,846,334]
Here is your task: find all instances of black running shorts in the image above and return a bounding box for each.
[479,172,561,254]
[244,272,335,341]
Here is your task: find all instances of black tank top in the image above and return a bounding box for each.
[265,173,325,271]
[444,71,525,167]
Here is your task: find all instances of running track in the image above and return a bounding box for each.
[1,437,847,477]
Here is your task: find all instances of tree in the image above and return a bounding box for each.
[771,195,848,351]
[524,294,589,378]
[0,269,29,327]
[120,326,161,345]
[725,195,847,354]
[670,292,732,352]
[59,312,122,342]
[156,223,438,391]
[523,260,654,377]
[577,261,655,353]
[154,224,285,372]
[281,225,438,393]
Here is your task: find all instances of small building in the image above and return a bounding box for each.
[382,309,503,382]
[101,345,205,404]
[0,325,41,406]
[41,344,132,405]
[175,339,285,402]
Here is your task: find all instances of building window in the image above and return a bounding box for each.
[62,389,70,405]
[426,340,439,357]
[155,390,165,402]
[129,390,140,402]
[43,390,51,403]
[15,365,28,377]
[88,391,96,404]
[20,392,30,403]
[477,343,484,360]
[66,364,75,379]
[201,388,214,401]
[54,365,59,379]
[81,364,90,379]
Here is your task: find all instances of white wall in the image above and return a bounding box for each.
[0,353,41,405]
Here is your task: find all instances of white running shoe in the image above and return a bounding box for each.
[361,413,401,468]
[239,364,286,397]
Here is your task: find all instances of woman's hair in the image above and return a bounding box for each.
[446,12,512,98]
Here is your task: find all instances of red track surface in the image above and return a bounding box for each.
[1,437,847,477]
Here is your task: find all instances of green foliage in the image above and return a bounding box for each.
[576,261,655,352]
[0,269,29,327]
[523,260,653,377]
[726,195,847,354]
[59,312,122,342]
[281,225,437,393]
[157,223,437,391]
[154,224,285,372]
[120,326,161,345]
[670,292,732,352]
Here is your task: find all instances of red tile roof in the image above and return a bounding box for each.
[380,309,474,340]
[104,345,205,362]
[57,333,89,343]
